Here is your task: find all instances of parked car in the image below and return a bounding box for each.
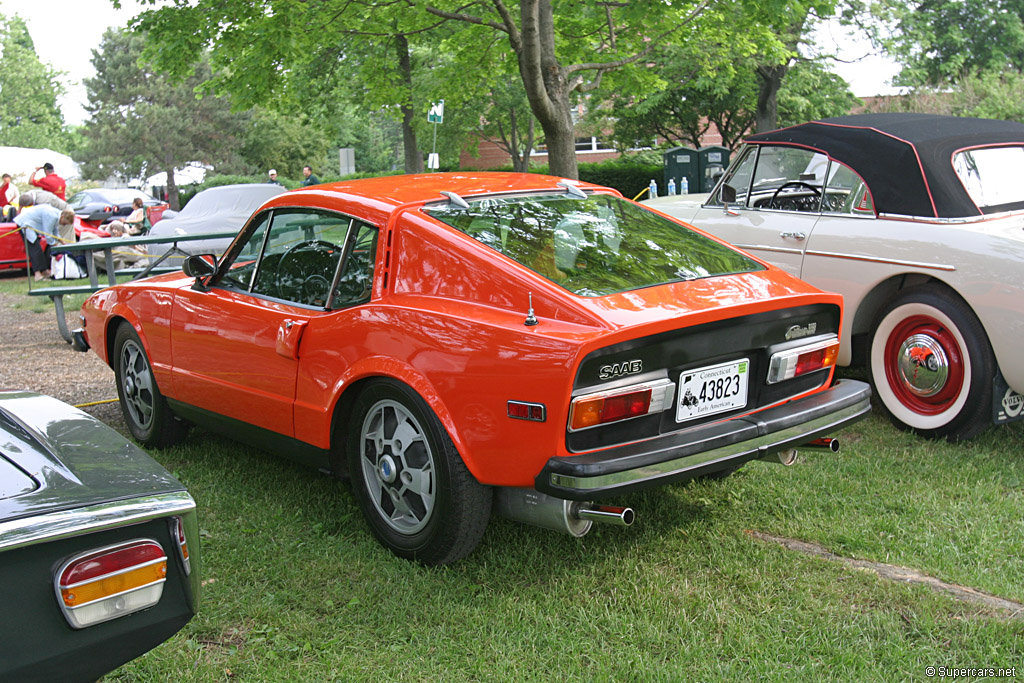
[67,188,170,229]
[73,172,870,565]
[147,183,287,258]
[645,113,1024,441]
[1,213,115,273]
[0,220,25,272]
[0,391,200,682]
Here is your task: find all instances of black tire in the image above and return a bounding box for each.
[113,324,188,448]
[868,287,993,441]
[347,380,491,565]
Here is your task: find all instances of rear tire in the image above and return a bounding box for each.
[113,324,187,447]
[868,287,993,441]
[347,380,491,565]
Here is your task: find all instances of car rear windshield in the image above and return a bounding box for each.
[425,192,762,297]
[954,146,1024,213]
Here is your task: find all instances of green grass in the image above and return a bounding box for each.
[0,271,133,313]
[103,396,1024,681]
[5,273,1020,680]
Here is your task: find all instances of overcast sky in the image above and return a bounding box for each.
[2,0,900,127]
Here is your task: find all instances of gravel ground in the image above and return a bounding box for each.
[1,284,128,433]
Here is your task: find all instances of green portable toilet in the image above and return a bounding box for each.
[698,146,731,192]
[662,147,698,195]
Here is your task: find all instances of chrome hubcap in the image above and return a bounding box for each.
[360,399,435,535]
[896,333,949,397]
[120,340,155,429]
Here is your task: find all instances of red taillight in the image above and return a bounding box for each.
[569,380,672,431]
[600,390,652,422]
[767,335,840,384]
[55,540,168,629]
[508,401,546,421]
[171,516,191,575]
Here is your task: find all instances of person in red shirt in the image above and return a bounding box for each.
[0,173,18,221]
[29,162,66,200]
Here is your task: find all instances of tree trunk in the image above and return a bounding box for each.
[755,63,787,133]
[517,0,578,179]
[165,165,180,211]
[396,34,424,174]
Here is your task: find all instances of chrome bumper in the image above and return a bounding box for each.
[536,379,871,500]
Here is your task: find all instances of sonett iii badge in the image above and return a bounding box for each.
[785,322,817,340]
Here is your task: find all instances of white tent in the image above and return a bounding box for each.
[0,147,80,185]
[145,164,210,188]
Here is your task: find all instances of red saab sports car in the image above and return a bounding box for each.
[74,173,870,565]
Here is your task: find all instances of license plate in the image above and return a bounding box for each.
[676,359,749,423]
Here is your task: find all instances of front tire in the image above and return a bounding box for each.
[113,324,187,447]
[347,380,491,565]
[868,287,993,441]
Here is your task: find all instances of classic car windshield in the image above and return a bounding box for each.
[953,146,1024,212]
[426,192,762,297]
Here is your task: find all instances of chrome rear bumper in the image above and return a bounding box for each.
[536,379,871,500]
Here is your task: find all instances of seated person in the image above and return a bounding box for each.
[124,198,147,235]
[79,220,149,272]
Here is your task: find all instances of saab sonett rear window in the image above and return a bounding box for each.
[426,192,762,297]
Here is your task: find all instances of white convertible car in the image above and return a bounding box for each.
[647,113,1024,441]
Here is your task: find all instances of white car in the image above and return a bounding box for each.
[646,113,1024,441]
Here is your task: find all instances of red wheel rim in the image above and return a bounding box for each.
[883,314,965,415]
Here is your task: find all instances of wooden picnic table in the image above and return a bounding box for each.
[29,230,237,343]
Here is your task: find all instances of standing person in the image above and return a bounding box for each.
[29,162,66,200]
[0,173,19,221]
[268,169,283,186]
[300,165,320,187]
[14,196,60,280]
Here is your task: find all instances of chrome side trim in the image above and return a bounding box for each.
[803,250,956,272]
[0,492,196,552]
[877,210,1024,224]
[548,399,869,491]
[731,244,804,256]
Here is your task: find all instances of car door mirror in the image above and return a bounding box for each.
[183,254,217,291]
[721,184,737,204]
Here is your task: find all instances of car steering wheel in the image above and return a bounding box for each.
[275,239,339,305]
[768,181,821,210]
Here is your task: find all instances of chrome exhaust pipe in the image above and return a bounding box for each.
[803,437,840,452]
[576,504,635,527]
[759,448,799,466]
[494,488,635,537]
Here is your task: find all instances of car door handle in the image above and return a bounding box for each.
[780,231,806,240]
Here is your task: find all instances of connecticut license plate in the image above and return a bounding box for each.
[676,359,749,423]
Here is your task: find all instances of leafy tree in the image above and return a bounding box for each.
[608,42,857,152]
[750,0,841,131]
[777,60,861,126]
[886,0,1024,87]
[235,108,335,179]
[418,1,753,178]
[81,29,249,209]
[0,16,70,152]
[133,0,441,174]
[132,0,811,180]
[868,70,1024,123]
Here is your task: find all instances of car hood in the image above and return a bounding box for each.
[641,193,709,219]
[0,391,186,522]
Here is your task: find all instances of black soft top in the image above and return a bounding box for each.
[745,113,1024,218]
